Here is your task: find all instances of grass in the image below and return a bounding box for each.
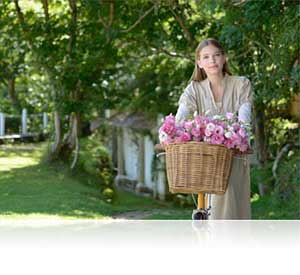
[251,192,300,219]
[0,142,190,220]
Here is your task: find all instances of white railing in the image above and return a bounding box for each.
[0,108,48,137]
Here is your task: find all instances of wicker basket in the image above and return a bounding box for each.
[164,142,233,195]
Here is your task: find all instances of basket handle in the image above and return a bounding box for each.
[156,152,166,158]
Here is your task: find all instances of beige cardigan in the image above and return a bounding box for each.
[176,73,253,123]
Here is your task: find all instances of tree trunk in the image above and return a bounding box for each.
[57,112,81,161]
[254,103,268,165]
[49,110,63,161]
[7,78,21,112]
[253,103,269,196]
[66,112,80,149]
[69,113,79,170]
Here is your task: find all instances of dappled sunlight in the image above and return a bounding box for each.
[0,143,45,171]
[0,157,38,171]
[250,193,260,203]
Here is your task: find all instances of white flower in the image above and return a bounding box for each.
[225,131,232,138]
[206,122,215,131]
[159,131,167,142]
[212,115,222,120]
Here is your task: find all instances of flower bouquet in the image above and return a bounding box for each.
[158,112,252,194]
[159,112,251,153]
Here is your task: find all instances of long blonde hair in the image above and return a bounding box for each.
[190,38,232,82]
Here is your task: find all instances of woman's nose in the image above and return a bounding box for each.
[210,56,216,62]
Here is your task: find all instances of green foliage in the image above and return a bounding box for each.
[250,147,300,219]
[250,162,274,195]
[267,118,297,155]
[78,132,115,203]
[275,148,300,200]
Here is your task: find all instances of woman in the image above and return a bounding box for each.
[175,38,252,220]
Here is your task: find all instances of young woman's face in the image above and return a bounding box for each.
[197,44,227,76]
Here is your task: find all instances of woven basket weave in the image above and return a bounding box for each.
[164,142,233,195]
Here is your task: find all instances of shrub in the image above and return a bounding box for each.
[78,131,115,202]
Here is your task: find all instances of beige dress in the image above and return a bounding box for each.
[176,73,253,220]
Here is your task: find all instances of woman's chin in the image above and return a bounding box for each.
[206,69,222,76]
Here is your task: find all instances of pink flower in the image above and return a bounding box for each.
[194,115,207,128]
[159,115,177,137]
[192,136,201,142]
[224,139,235,149]
[218,121,228,128]
[158,112,250,153]
[178,120,185,128]
[176,129,185,136]
[213,125,224,136]
[231,132,242,146]
[238,127,247,138]
[237,140,249,152]
[232,123,240,131]
[225,112,235,120]
[184,121,194,131]
[210,134,225,144]
[191,127,201,138]
[178,132,191,142]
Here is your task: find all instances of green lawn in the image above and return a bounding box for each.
[0,142,190,220]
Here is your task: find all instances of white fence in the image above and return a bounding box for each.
[0,108,48,137]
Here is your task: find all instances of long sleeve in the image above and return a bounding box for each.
[238,102,251,123]
[175,82,198,124]
[175,104,190,124]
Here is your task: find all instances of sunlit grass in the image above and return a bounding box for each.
[0,157,38,171]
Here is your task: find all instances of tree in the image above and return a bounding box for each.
[0,0,28,112]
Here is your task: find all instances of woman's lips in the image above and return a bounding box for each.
[209,65,218,68]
